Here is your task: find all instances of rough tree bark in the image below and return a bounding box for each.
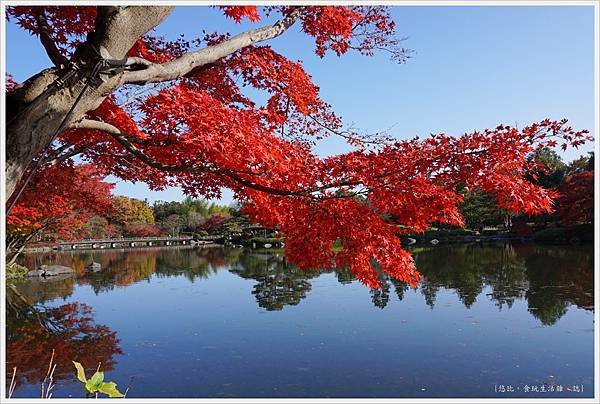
[5,6,304,201]
[6,6,174,200]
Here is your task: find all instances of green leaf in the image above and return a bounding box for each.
[98,381,125,398]
[85,371,104,392]
[90,371,104,386]
[72,361,87,383]
[85,379,99,393]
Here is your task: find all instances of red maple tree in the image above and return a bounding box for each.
[6,162,114,265]
[197,214,229,234]
[123,222,161,237]
[555,170,594,225]
[5,6,591,287]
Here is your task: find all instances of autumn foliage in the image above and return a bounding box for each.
[5,6,592,288]
[197,213,229,234]
[556,171,594,225]
[6,163,114,261]
[6,301,121,388]
[123,222,161,237]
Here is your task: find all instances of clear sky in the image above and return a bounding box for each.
[6,5,596,205]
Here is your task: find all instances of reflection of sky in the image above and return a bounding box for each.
[10,246,594,398]
[6,6,595,204]
[12,272,595,398]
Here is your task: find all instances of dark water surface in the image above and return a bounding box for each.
[6,243,595,398]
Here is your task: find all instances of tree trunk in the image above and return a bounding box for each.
[6,70,119,200]
[5,6,174,201]
[6,232,37,266]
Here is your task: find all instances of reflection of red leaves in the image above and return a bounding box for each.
[7,303,122,387]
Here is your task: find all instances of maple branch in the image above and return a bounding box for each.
[122,7,306,84]
[35,9,68,67]
[45,145,88,167]
[307,114,393,146]
[71,119,391,200]
[72,119,311,197]
[72,119,208,171]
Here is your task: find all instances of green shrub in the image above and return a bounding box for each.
[248,237,283,245]
[6,263,28,279]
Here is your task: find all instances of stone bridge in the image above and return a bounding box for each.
[56,236,196,251]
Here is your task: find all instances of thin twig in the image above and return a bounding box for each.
[47,349,55,376]
[41,349,56,398]
[123,375,136,398]
[8,367,17,398]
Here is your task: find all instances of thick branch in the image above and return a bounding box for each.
[5,6,174,201]
[122,7,305,84]
[35,10,68,67]
[90,6,175,60]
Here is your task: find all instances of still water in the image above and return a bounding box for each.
[6,243,595,398]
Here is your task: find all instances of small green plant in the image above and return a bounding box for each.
[72,361,124,398]
[6,262,28,279]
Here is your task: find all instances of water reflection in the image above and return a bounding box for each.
[16,243,594,323]
[230,252,321,311]
[6,286,122,389]
[412,244,594,325]
[8,243,594,398]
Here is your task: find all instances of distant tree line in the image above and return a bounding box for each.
[81,196,235,239]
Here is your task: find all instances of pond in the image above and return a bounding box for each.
[6,243,595,398]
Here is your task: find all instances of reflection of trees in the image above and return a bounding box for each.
[522,245,594,325]
[335,268,355,285]
[20,248,247,294]
[154,247,243,282]
[9,276,76,307]
[370,281,390,309]
[413,244,528,309]
[79,251,158,293]
[6,288,121,388]
[365,243,593,325]
[16,244,593,324]
[230,252,321,311]
[369,271,410,309]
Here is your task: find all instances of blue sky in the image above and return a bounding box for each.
[6,5,595,205]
